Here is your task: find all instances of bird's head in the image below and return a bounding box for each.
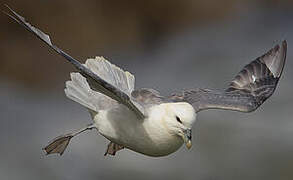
[160,102,196,149]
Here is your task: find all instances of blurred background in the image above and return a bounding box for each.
[1,0,293,180]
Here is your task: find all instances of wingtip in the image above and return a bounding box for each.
[261,40,287,78]
[279,40,287,78]
[275,40,287,78]
[3,4,15,15]
[2,4,15,20]
[3,4,22,25]
[272,40,287,53]
[281,40,287,59]
[3,4,10,9]
[282,40,287,47]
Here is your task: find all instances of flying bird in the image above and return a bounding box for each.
[5,6,287,157]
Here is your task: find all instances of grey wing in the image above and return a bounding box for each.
[174,41,287,112]
[131,88,166,107]
[5,6,145,119]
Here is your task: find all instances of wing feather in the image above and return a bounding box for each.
[175,41,286,112]
[5,5,145,119]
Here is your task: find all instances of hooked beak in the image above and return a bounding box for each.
[183,128,192,149]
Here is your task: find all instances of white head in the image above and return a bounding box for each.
[160,102,196,149]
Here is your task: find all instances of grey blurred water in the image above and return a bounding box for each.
[1,4,293,180]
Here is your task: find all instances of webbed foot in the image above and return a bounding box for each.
[43,124,96,156]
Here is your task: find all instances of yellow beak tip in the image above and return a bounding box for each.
[186,141,192,149]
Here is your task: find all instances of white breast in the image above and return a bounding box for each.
[93,104,184,157]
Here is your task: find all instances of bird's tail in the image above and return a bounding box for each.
[64,56,135,112]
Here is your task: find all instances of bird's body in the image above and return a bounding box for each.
[93,102,195,156]
[93,103,194,156]
[5,6,287,157]
[62,56,197,156]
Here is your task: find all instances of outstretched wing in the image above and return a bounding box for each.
[173,41,287,112]
[5,5,145,119]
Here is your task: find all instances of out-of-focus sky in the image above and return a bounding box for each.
[1,1,293,180]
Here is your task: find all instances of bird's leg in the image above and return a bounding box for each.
[104,142,124,156]
[43,124,97,156]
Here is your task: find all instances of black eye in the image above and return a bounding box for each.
[176,116,182,124]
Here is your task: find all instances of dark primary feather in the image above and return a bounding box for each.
[5,5,145,119]
[173,41,287,112]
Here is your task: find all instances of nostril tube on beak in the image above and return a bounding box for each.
[183,128,192,149]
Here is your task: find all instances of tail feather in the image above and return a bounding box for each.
[64,56,135,112]
[65,74,97,111]
[85,57,135,95]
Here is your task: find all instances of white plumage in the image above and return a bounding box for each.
[65,56,135,112]
[65,56,196,156]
